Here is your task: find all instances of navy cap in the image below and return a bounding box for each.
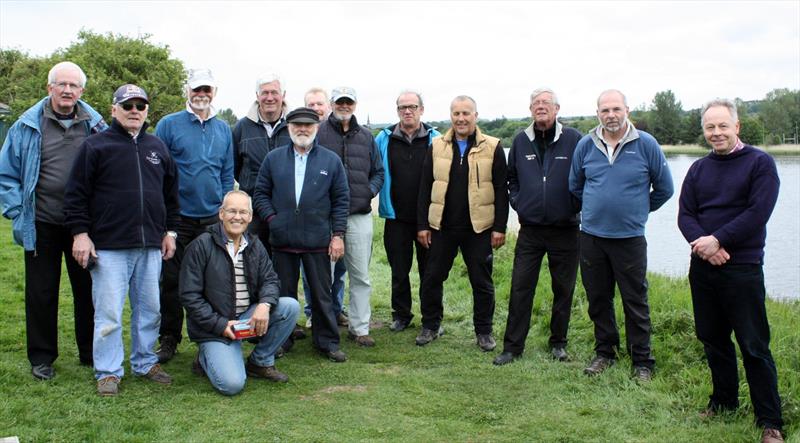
[286,107,320,124]
[113,84,149,104]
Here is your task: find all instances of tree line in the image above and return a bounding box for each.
[2,31,798,148]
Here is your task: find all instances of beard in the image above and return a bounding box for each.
[290,129,317,149]
[190,96,211,112]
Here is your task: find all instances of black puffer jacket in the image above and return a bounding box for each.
[179,222,280,344]
[316,114,384,214]
[232,104,290,194]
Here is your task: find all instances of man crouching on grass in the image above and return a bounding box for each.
[179,190,299,395]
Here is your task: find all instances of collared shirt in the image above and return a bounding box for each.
[225,234,250,315]
[595,120,632,156]
[294,146,313,206]
[184,102,218,122]
[729,138,745,154]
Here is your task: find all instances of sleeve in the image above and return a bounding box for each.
[254,240,280,306]
[330,156,350,235]
[253,153,276,221]
[569,141,586,202]
[647,139,674,212]
[162,147,181,231]
[154,118,171,148]
[368,137,385,197]
[221,127,235,192]
[491,142,509,233]
[677,162,705,243]
[417,148,434,231]
[179,238,229,337]
[507,137,519,210]
[232,119,244,181]
[63,140,95,235]
[0,124,24,220]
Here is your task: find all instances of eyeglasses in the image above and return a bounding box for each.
[120,102,148,111]
[52,81,82,91]
[192,85,213,94]
[335,98,354,106]
[531,100,554,107]
[222,208,252,217]
[397,105,420,112]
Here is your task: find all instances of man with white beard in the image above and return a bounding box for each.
[253,107,350,362]
[154,68,235,364]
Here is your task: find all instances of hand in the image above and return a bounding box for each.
[72,233,97,269]
[491,232,506,249]
[690,235,720,260]
[247,304,270,336]
[417,230,431,249]
[329,236,344,261]
[161,235,176,260]
[222,320,238,340]
[707,247,731,266]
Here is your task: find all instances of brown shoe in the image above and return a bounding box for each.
[761,428,784,443]
[337,313,349,327]
[291,325,307,340]
[348,332,375,347]
[584,356,615,376]
[97,376,120,397]
[141,363,172,385]
[245,360,288,383]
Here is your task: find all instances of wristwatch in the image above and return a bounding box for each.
[165,231,178,239]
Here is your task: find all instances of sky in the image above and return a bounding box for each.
[1,0,798,124]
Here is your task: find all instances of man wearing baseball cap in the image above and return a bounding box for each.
[64,84,180,396]
[154,69,235,363]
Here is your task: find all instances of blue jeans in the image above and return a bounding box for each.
[91,248,161,380]
[303,260,345,318]
[198,297,299,396]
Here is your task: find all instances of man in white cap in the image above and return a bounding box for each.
[154,68,235,363]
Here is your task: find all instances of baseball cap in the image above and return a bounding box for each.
[113,84,149,104]
[187,68,216,89]
[331,86,357,102]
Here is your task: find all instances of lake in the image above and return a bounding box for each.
[506,153,800,300]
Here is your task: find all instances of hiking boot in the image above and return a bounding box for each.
[31,364,55,381]
[348,332,376,347]
[291,325,307,340]
[245,360,289,383]
[632,366,653,382]
[314,345,347,363]
[141,363,172,385]
[156,336,178,363]
[97,376,120,397]
[415,326,444,346]
[337,313,349,327]
[493,351,520,366]
[584,356,615,376]
[551,346,569,362]
[389,319,412,332]
[476,334,496,352]
[761,428,784,443]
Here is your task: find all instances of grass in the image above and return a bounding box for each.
[0,217,798,442]
[661,144,800,155]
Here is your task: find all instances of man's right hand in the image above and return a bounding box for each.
[417,230,431,249]
[72,233,97,269]
[707,247,730,266]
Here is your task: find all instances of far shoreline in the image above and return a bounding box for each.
[661,144,800,155]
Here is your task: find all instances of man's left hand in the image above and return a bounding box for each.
[329,236,344,261]
[161,235,176,260]
[491,232,506,249]
[248,303,271,336]
[690,235,720,260]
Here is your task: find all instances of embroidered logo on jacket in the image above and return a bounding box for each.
[320,169,328,176]
[525,154,536,161]
[145,151,161,165]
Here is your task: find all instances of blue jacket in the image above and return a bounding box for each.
[569,125,673,238]
[155,109,234,218]
[0,97,106,250]
[375,123,440,219]
[252,141,349,251]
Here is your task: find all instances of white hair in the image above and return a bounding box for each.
[530,87,559,106]
[48,61,87,87]
[701,98,739,126]
[255,73,283,94]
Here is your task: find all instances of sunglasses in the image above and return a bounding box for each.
[192,85,213,93]
[120,102,148,111]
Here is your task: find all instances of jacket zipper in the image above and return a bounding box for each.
[133,136,146,246]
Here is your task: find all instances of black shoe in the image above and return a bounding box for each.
[191,353,206,378]
[291,325,307,340]
[632,366,653,382]
[551,346,569,362]
[31,364,54,380]
[389,319,411,332]
[415,326,444,346]
[584,355,615,376]
[315,346,347,363]
[476,334,496,352]
[156,336,178,364]
[493,351,520,366]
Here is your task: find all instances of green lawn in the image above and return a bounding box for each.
[0,217,797,442]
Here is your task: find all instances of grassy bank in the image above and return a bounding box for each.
[661,144,800,155]
[0,217,797,442]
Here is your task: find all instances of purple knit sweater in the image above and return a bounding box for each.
[678,145,780,265]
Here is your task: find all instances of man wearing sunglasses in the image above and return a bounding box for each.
[0,61,106,381]
[64,84,180,396]
[154,68,235,364]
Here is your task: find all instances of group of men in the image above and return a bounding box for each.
[0,61,784,441]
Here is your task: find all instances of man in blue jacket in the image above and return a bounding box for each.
[375,90,440,332]
[494,88,582,366]
[569,89,673,381]
[155,68,235,363]
[64,84,180,396]
[253,107,350,362]
[0,61,106,380]
[678,99,783,443]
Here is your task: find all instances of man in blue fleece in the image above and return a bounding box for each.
[678,99,783,443]
[569,89,673,381]
[154,68,235,363]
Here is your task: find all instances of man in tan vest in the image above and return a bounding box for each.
[415,95,508,351]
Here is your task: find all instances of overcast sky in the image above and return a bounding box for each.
[1,1,798,124]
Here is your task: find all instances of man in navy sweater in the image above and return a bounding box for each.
[678,98,783,443]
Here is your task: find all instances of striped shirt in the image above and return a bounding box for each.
[226,236,250,315]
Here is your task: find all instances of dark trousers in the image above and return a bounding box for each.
[159,215,217,343]
[246,215,272,257]
[689,258,783,429]
[502,225,579,354]
[24,222,93,365]
[580,233,654,369]
[420,229,495,335]
[273,251,340,351]
[384,219,428,323]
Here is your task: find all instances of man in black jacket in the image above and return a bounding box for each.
[64,84,179,397]
[493,88,582,366]
[180,190,299,395]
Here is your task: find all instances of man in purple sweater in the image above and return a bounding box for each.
[678,98,783,443]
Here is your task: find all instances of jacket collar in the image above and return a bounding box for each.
[185,102,218,122]
[19,97,104,132]
[524,121,562,143]
[327,113,361,135]
[109,118,150,138]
